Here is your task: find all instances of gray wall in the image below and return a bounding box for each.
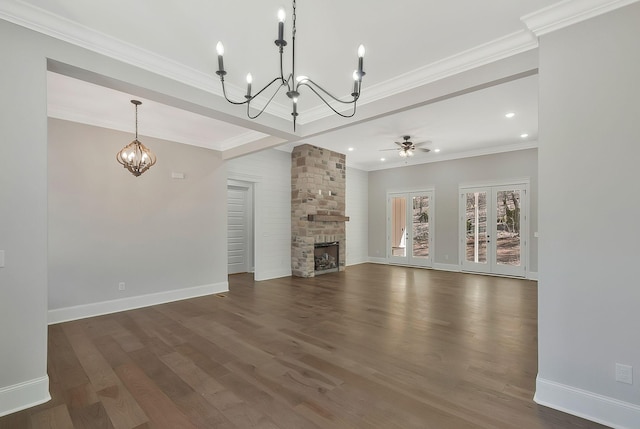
[536,2,640,423]
[346,167,369,266]
[48,119,227,310]
[0,19,49,409]
[0,18,232,414]
[368,149,538,271]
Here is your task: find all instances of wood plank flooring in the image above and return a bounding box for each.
[0,264,609,428]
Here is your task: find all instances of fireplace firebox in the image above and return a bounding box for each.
[314,242,339,274]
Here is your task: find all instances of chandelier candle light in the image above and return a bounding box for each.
[215,0,365,130]
[116,100,156,177]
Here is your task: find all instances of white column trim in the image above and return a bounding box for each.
[535,376,640,429]
[0,376,50,418]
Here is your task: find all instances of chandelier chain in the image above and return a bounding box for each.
[134,103,138,139]
[292,0,297,38]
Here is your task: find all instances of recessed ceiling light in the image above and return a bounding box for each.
[380,157,386,162]
[505,112,515,118]
[521,133,529,138]
[434,148,441,153]
[348,147,354,151]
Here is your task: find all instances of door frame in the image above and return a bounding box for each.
[386,189,435,268]
[459,179,529,277]
[227,179,255,274]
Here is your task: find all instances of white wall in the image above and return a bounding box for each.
[535,4,640,428]
[227,149,292,281]
[346,167,369,265]
[47,119,228,321]
[368,149,538,272]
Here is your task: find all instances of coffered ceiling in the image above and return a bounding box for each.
[1,0,635,170]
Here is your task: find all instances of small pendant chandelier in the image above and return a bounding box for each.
[116,100,156,177]
[214,0,365,131]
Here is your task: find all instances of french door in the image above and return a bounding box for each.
[460,183,528,277]
[387,190,433,267]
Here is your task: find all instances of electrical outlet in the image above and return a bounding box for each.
[118,282,126,291]
[615,363,633,384]
[444,254,449,260]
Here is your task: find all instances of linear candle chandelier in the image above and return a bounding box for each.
[214,0,365,130]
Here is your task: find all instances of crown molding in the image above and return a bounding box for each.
[1,0,538,127]
[361,140,538,172]
[50,102,269,151]
[9,0,631,128]
[49,104,221,149]
[48,104,131,136]
[0,0,294,122]
[218,130,269,151]
[300,29,539,124]
[522,0,640,36]
[0,1,219,92]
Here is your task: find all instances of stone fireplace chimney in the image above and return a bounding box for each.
[291,144,348,277]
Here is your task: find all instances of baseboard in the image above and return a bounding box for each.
[48,282,228,324]
[346,257,369,266]
[534,377,640,429]
[0,375,50,417]
[254,267,292,281]
[432,262,461,272]
[367,257,388,264]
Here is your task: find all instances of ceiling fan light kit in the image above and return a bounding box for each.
[381,135,431,158]
[214,0,365,130]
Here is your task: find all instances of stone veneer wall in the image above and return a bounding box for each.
[291,144,346,277]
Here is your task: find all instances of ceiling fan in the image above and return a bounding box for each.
[381,135,431,158]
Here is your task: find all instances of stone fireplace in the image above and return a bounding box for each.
[291,144,348,277]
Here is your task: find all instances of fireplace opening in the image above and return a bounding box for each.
[314,241,339,274]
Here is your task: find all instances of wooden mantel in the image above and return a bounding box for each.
[307,214,350,222]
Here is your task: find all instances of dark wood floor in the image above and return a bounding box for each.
[1,264,609,428]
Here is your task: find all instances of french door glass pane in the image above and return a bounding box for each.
[466,192,487,263]
[412,195,430,259]
[391,196,406,257]
[495,190,521,266]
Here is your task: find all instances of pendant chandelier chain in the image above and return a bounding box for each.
[134,102,139,140]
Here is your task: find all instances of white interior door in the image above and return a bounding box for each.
[460,183,528,277]
[388,191,433,267]
[227,183,253,274]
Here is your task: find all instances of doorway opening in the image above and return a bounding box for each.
[227,180,254,275]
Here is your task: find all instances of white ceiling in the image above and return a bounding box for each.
[1,0,629,170]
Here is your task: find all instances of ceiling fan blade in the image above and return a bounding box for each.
[379,148,400,151]
[414,140,432,147]
[394,142,405,147]
[417,148,431,152]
